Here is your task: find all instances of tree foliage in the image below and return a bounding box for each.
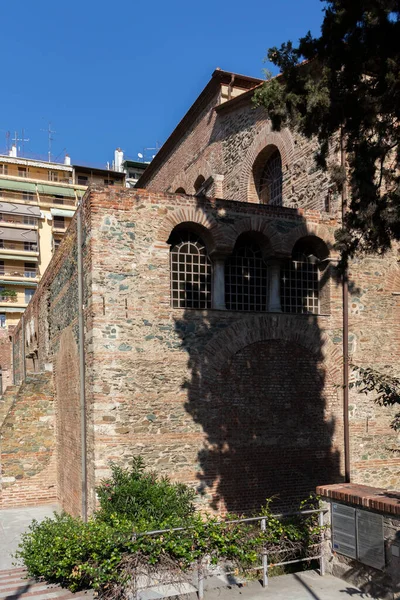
[254,1,400,258]
[351,365,400,431]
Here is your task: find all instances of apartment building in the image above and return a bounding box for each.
[0,147,125,329]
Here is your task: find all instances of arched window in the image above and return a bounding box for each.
[170,230,211,309]
[225,236,268,311]
[175,187,186,194]
[258,149,283,205]
[281,238,329,315]
[194,175,205,194]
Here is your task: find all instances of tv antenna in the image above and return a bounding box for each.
[12,130,30,155]
[41,122,56,162]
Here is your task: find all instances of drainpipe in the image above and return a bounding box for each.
[21,314,26,382]
[341,129,350,483]
[77,204,88,522]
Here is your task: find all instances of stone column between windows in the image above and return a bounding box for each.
[268,259,282,313]
[212,256,226,310]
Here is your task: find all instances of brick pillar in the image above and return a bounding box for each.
[212,174,224,198]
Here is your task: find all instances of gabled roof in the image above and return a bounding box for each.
[136,69,263,188]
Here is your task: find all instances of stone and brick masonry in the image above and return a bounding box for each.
[5,185,399,515]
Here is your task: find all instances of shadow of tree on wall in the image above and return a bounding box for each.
[172,202,344,514]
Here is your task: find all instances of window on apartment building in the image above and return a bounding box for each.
[22,192,34,202]
[24,241,37,252]
[53,216,65,230]
[0,287,6,300]
[24,262,36,278]
[0,240,4,249]
[53,238,61,252]
[18,167,28,178]
[104,179,115,186]
[48,171,58,182]
[0,261,4,275]
[77,176,88,186]
[53,195,64,205]
[225,235,269,311]
[0,165,8,175]
[281,237,330,315]
[25,288,35,304]
[23,215,37,226]
[0,314,6,328]
[169,230,211,309]
[253,146,283,206]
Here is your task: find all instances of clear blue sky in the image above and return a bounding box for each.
[1,0,325,167]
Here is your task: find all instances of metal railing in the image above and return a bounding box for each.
[133,508,327,600]
[39,195,76,206]
[0,243,38,252]
[0,265,39,278]
[0,216,38,227]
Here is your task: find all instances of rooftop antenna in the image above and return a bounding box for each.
[5,131,10,153]
[12,130,30,156]
[41,122,56,162]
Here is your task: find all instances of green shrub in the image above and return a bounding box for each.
[96,456,196,529]
[15,512,135,591]
[15,459,324,595]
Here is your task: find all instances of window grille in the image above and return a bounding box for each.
[170,231,211,309]
[225,241,268,311]
[281,253,319,314]
[259,150,283,205]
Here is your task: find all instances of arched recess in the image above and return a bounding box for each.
[229,216,286,256]
[175,187,186,194]
[201,313,342,384]
[282,222,336,257]
[194,175,206,193]
[156,207,232,255]
[240,124,295,203]
[169,156,213,196]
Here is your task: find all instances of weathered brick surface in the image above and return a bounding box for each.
[0,372,56,508]
[8,186,400,516]
[0,329,12,393]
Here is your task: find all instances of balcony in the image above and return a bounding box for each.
[39,195,76,207]
[0,242,39,255]
[0,265,40,281]
[0,214,38,228]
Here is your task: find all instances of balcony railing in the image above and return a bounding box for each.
[0,243,38,253]
[0,266,40,279]
[39,195,76,207]
[2,170,73,184]
[0,215,38,227]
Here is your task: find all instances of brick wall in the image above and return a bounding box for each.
[11,195,93,512]
[10,187,400,516]
[0,328,12,393]
[0,372,56,508]
[143,86,339,214]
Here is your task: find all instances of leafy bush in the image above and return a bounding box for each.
[96,456,196,529]
[15,512,133,591]
[15,458,324,596]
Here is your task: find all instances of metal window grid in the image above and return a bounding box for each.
[281,255,319,314]
[259,150,283,205]
[170,232,211,309]
[225,243,268,311]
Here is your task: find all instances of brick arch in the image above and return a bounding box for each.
[228,216,286,255]
[282,222,336,257]
[169,156,213,196]
[240,124,295,203]
[156,207,232,255]
[202,314,342,385]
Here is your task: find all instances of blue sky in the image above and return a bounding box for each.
[1,0,325,167]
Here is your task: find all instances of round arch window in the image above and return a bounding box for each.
[258,149,283,205]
